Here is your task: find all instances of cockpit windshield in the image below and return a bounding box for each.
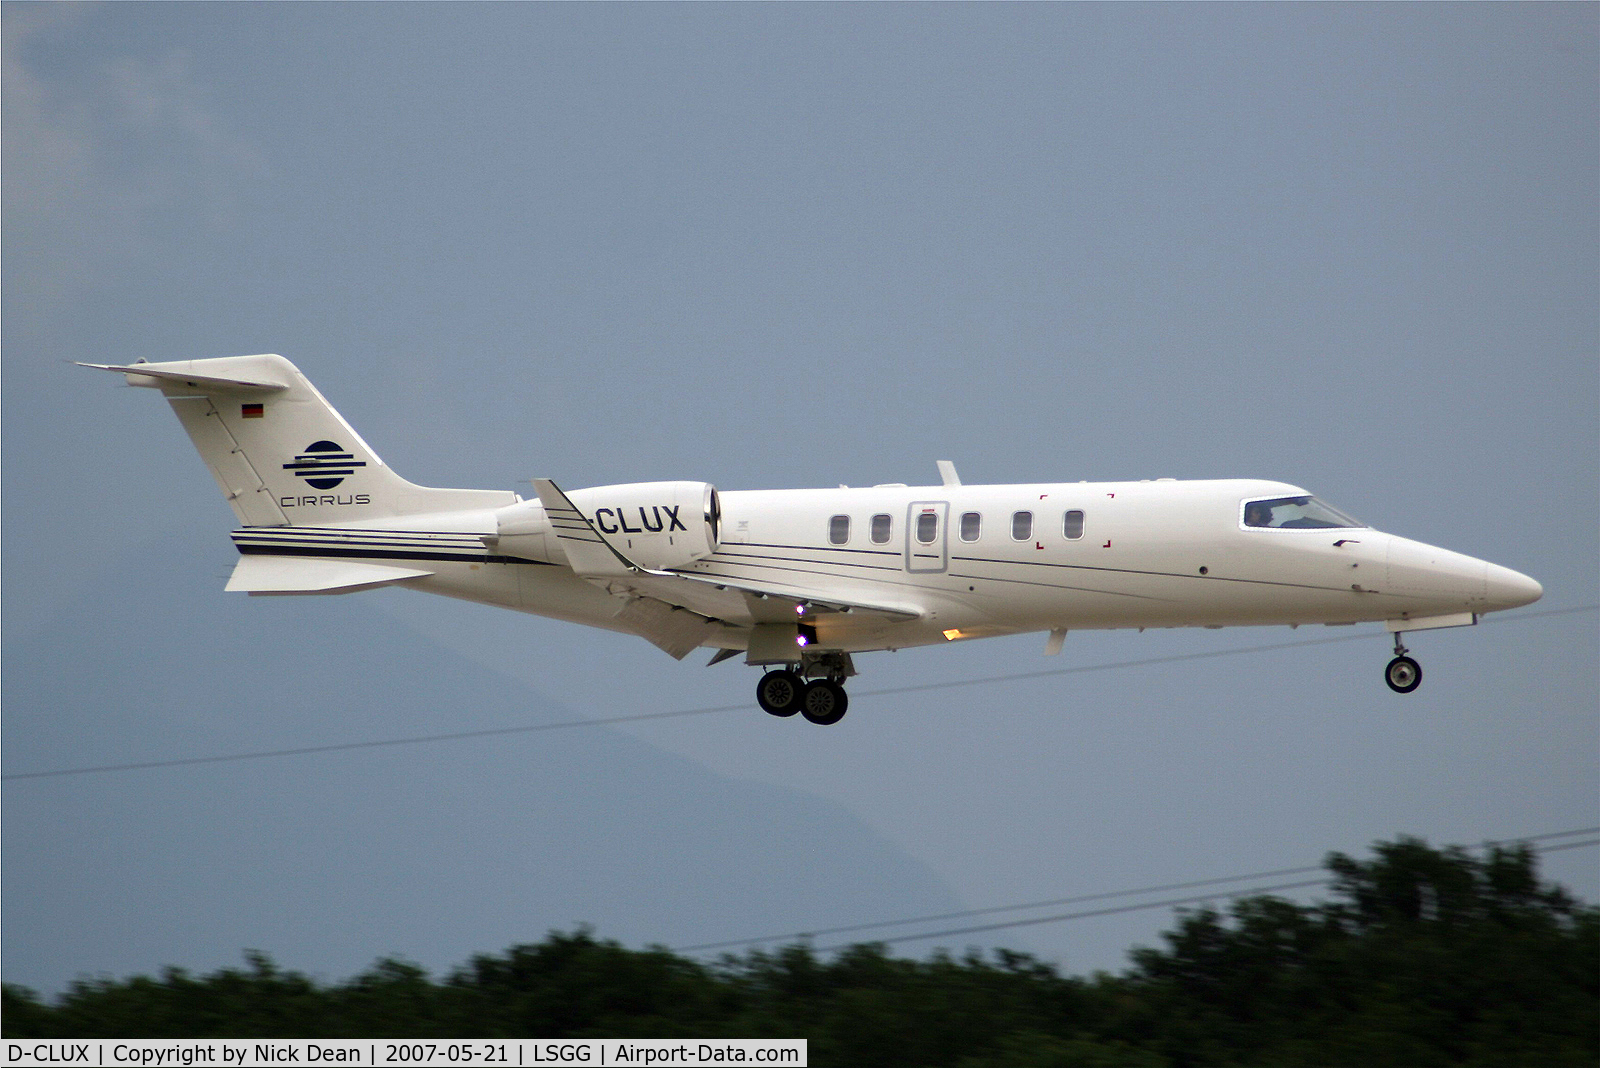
[1242,495,1366,530]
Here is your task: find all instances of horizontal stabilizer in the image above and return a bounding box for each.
[226,555,435,595]
[77,361,290,392]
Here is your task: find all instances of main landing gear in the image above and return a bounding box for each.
[757,670,849,725]
[1385,633,1422,694]
[755,652,854,725]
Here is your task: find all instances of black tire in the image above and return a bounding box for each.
[1385,655,1422,694]
[800,679,849,725]
[756,670,804,716]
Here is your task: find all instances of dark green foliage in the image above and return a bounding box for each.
[6,839,1596,1067]
[444,930,731,1037]
[1119,838,1598,1068]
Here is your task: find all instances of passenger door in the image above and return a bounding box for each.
[905,501,949,573]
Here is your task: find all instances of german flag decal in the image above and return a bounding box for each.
[241,403,264,418]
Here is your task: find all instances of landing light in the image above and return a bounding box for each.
[943,629,963,641]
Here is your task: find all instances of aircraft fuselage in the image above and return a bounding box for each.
[237,477,1539,656]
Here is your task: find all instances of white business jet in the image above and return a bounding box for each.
[84,355,1542,725]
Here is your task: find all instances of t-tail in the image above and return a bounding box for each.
[80,355,513,526]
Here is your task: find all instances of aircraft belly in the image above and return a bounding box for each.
[950,550,1400,631]
[405,560,531,609]
[408,560,638,635]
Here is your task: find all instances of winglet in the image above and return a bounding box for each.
[937,460,961,487]
[531,478,647,577]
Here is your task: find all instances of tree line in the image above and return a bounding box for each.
[5,836,1596,1067]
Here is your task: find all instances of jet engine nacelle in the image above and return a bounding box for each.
[492,479,720,572]
[566,481,721,570]
[494,481,721,570]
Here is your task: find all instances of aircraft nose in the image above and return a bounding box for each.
[1484,563,1542,611]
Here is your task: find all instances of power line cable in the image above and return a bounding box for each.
[1536,838,1600,855]
[812,878,1335,954]
[6,604,1594,782]
[674,866,1326,953]
[674,827,1600,953]
[809,837,1600,954]
[0,702,750,782]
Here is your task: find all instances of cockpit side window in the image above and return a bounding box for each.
[1242,496,1366,529]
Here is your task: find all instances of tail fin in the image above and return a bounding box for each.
[83,354,514,526]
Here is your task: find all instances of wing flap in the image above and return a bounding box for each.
[598,566,923,625]
[613,597,718,660]
[712,574,923,623]
[226,555,435,595]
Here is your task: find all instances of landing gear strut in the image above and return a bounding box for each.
[1385,633,1422,694]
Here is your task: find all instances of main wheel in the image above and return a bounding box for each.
[756,670,804,716]
[1385,655,1422,694]
[800,679,849,725]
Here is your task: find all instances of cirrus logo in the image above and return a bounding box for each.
[283,440,366,490]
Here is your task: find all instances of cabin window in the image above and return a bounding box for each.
[829,515,850,545]
[1242,496,1366,530]
[959,511,981,542]
[916,511,939,544]
[1012,510,1033,541]
[870,513,893,544]
[1063,509,1085,540]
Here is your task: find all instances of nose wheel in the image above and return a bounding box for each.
[1385,634,1422,694]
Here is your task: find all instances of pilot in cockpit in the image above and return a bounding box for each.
[1244,501,1274,528]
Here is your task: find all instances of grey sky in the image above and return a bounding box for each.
[5,3,1596,995]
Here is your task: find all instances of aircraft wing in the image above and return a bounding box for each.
[673,570,923,624]
[532,479,923,641]
[589,565,924,626]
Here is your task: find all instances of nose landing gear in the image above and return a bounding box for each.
[1385,633,1422,694]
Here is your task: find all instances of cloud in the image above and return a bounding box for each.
[2,8,268,311]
